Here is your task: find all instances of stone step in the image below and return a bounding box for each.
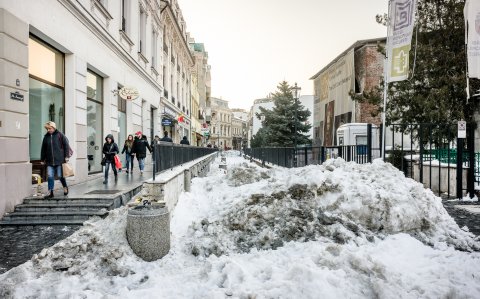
[15,203,112,212]
[4,210,108,218]
[0,219,86,226]
[2,214,94,222]
[24,198,115,205]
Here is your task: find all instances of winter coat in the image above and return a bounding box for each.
[160,136,173,142]
[180,137,190,145]
[121,140,134,155]
[41,130,70,166]
[103,134,119,162]
[132,135,152,159]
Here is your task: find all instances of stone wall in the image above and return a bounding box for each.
[0,9,31,217]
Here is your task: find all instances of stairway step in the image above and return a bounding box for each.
[6,210,108,217]
[15,203,113,209]
[24,198,115,204]
[0,219,87,226]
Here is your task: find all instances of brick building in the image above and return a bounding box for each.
[310,38,385,146]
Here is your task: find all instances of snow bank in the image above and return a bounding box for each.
[189,158,480,257]
[1,154,480,298]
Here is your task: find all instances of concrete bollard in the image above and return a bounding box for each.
[126,205,170,261]
[184,169,191,192]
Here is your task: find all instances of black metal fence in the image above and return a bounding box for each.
[152,142,217,179]
[388,123,477,199]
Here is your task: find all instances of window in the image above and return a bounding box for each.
[121,0,129,32]
[28,37,65,161]
[151,30,157,68]
[139,7,146,55]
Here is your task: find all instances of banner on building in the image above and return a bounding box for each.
[465,0,480,79]
[387,0,417,82]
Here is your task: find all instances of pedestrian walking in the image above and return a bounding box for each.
[40,121,71,198]
[160,131,173,142]
[102,134,119,184]
[121,134,135,174]
[132,131,152,174]
[180,136,190,145]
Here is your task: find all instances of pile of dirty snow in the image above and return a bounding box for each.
[188,158,480,257]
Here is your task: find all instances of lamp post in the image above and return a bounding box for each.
[291,83,301,167]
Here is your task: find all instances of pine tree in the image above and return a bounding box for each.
[254,81,312,147]
[353,0,480,130]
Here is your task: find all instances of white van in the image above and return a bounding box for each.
[336,123,380,148]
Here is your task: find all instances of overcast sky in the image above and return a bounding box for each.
[178,0,388,110]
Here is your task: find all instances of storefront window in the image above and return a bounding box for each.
[28,37,64,161]
[87,70,103,173]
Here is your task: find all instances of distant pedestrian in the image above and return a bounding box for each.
[207,143,212,148]
[41,121,71,198]
[102,134,119,184]
[160,131,173,142]
[121,134,135,174]
[180,136,190,145]
[132,131,152,174]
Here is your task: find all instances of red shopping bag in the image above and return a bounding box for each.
[114,155,122,170]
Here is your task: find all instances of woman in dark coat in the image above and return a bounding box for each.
[121,134,135,174]
[102,134,119,184]
[41,121,70,198]
[132,131,152,174]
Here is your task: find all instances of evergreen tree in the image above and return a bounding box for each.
[254,81,312,147]
[353,0,480,131]
[250,127,269,148]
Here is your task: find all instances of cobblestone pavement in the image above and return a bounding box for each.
[0,225,80,274]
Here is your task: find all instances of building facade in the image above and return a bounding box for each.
[231,111,247,151]
[247,98,274,147]
[209,97,232,149]
[0,0,203,218]
[310,38,385,146]
[160,0,194,143]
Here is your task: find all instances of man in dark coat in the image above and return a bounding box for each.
[180,136,190,145]
[102,134,119,184]
[160,131,173,142]
[132,131,152,174]
[41,121,70,198]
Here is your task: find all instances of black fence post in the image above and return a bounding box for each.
[152,144,156,181]
[457,137,464,199]
[304,147,308,166]
[419,124,424,183]
[367,124,372,163]
[467,124,475,199]
[321,146,325,164]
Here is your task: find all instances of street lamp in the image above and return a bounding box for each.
[291,82,301,167]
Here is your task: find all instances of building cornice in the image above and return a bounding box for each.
[58,0,163,94]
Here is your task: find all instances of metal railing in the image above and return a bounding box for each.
[244,145,381,169]
[152,142,217,179]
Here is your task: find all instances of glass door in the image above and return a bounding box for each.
[86,70,103,173]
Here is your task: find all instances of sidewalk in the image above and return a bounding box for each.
[0,165,154,274]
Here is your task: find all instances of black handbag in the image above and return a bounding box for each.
[101,157,106,166]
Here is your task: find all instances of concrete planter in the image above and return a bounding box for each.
[126,205,170,261]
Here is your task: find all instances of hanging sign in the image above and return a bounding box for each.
[10,91,24,101]
[118,87,139,100]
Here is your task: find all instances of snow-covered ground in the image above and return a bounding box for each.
[1,152,480,298]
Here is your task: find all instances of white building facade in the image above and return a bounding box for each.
[0,0,190,218]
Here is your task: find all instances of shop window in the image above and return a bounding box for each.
[28,36,64,162]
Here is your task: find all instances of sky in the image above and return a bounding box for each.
[178,0,389,110]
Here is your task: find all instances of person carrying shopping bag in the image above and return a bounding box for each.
[102,134,119,184]
[132,131,152,174]
[40,121,71,198]
[121,134,135,174]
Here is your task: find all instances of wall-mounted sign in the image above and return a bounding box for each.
[458,120,467,138]
[10,91,24,101]
[164,106,176,118]
[118,87,139,100]
[162,118,173,126]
